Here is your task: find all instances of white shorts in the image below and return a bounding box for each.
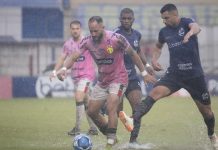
[73,78,92,93]
[90,83,126,101]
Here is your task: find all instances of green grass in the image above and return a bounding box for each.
[0,97,217,150]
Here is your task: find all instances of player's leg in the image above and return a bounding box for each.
[119,80,142,132]
[68,81,84,136]
[84,96,99,135]
[68,79,98,136]
[186,76,217,149]
[194,101,217,149]
[126,80,142,115]
[130,75,180,143]
[81,80,98,135]
[106,83,126,147]
[87,84,108,135]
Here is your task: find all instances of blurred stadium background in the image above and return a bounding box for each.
[0,0,218,99]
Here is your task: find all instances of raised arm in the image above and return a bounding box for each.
[126,46,157,84]
[183,22,201,43]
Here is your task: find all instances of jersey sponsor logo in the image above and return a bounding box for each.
[177,63,192,70]
[76,56,85,62]
[168,41,183,48]
[106,45,114,54]
[178,27,185,36]
[96,58,114,65]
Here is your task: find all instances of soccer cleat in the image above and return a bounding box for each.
[209,133,218,149]
[128,141,141,149]
[119,111,133,132]
[87,128,99,135]
[67,127,80,136]
[129,136,137,143]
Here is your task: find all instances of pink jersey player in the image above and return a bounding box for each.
[62,38,96,82]
[79,30,129,87]
[57,16,156,147]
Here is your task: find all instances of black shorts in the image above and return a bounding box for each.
[154,74,211,105]
[125,79,141,96]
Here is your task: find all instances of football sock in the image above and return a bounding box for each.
[204,113,215,136]
[98,124,108,135]
[107,128,117,140]
[75,101,85,129]
[131,96,156,141]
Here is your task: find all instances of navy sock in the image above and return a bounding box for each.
[131,96,156,141]
[204,113,215,136]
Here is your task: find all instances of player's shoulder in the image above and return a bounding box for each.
[159,26,167,33]
[110,30,125,41]
[113,26,122,33]
[80,35,91,44]
[180,17,195,25]
[106,30,122,39]
[63,38,72,46]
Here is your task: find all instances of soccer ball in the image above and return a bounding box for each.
[73,134,92,150]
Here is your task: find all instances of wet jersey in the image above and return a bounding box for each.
[62,38,96,81]
[79,30,129,88]
[114,26,141,80]
[158,17,204,79]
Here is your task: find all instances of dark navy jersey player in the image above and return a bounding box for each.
[115,24,142,81]
[127,3,218,149]
[159,17,203,78]
[114,8,155,132]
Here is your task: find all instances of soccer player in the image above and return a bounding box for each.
[128,3,218,149]
[49,20,98,136]
[114,8,154,132]
[56,16,157,148]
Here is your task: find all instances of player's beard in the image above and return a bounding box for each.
[93,33,103,44]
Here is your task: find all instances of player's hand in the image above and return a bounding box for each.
[49,70,57,82]
[151,60,163,71]
[143,74,157,85]
[145,64,155,76]
[183,31,193,43]
[56,67,67,81]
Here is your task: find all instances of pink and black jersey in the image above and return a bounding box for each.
[79,30,129,87]
[62,38,96,82]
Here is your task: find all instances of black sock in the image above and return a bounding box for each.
[107,128,117,134]
[204,113,215,136]
[98,124,108,135]
[131,96,156,141]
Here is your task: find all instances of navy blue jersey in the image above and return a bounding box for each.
[114,26,142,80]
[158,17,204,79]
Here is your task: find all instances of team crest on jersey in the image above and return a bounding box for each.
[134,40,139,47]
[178,28,185,36]
[106,45,114,54]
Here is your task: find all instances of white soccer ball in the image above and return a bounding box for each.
[73,134,92,150]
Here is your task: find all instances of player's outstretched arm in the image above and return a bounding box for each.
[56,51,81,81]
[49,54,67,81]
[126,46,157,84]
[138,47,155,76]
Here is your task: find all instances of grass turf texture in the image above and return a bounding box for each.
[0,97,217,150]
